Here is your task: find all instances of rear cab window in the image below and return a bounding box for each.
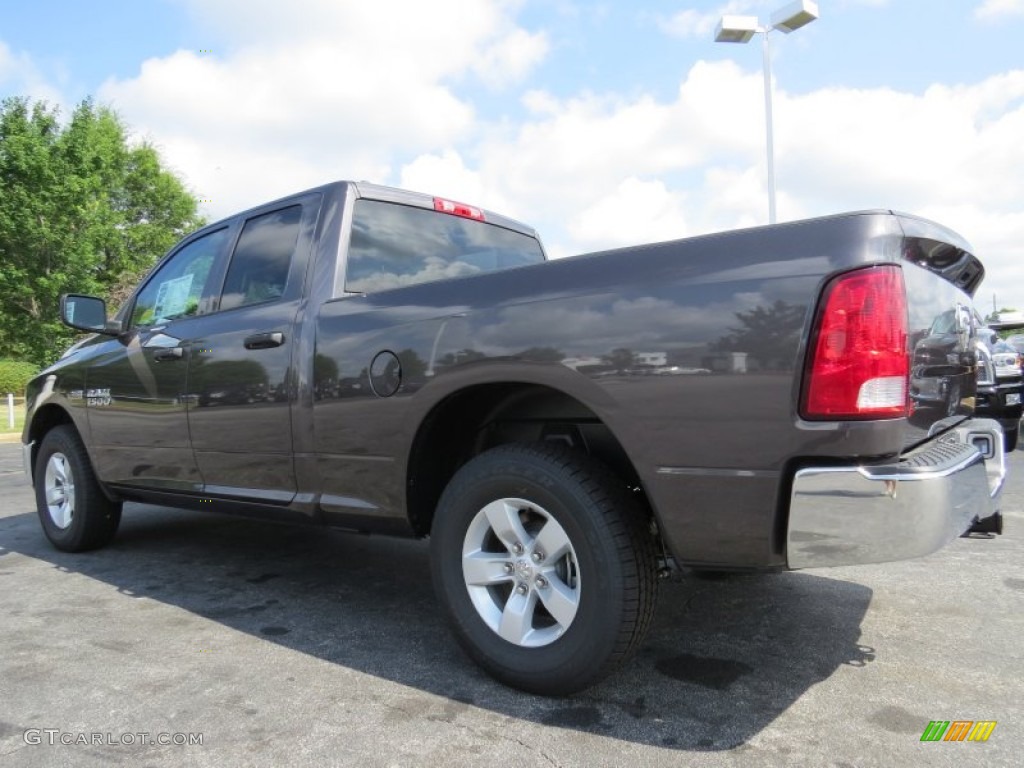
[344,199,545,293]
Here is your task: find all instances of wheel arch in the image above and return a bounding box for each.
[25,404,76,482]
[26,405,117,502]
[405,381,651,537]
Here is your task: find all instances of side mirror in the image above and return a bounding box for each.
[60,294,119,336]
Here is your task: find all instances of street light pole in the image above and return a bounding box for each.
[761,29,776,224]
[715,1,819,225]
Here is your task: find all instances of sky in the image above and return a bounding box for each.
[2,0,1024,312]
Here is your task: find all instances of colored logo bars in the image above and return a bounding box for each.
[920,721,997,742]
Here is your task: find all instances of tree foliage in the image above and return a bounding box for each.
[712,300,806,370]
[0,97,204,366]
[0,359,39,395]
[603,348,637,371]
[520,346,565,363]
[986,307,1020,326]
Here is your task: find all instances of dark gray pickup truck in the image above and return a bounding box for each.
[22,181,1006,694]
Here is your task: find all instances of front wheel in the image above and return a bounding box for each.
[431,443,658,695]
[34,425,122,552]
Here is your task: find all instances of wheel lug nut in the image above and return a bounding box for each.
[503,563,514,574]
[512,543,524,555]
[515,583,529,595]
[531,551,543,563]
[535,577,548,589]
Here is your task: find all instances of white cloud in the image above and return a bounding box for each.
[408,61,1024,308]
[569,177,690,246]
[975,0,1024,20]
[659,2,754,39]
[776,73,1024,222]
[473,27,549,88]
[0,41,64,107]
[408,60,769,251]
[399,149,499,211]
[347,255,482,294]
[96,0,547,220]
[176,0,543,85]
[18,0,1019,306]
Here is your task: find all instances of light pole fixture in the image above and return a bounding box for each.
[714,0,819,224]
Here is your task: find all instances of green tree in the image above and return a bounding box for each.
[604,348,636,371]
[0,359,39,395]
[397,349,427,380]
[986,307,1020,325]
[0,97,203,366]
[436,348,487,368]
[712,300,806,370]
[520,346,565,363]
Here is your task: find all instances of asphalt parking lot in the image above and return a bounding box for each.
[0,440,1021,767]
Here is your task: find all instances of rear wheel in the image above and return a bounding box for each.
[34,425,122,552]
[431,443,657,695]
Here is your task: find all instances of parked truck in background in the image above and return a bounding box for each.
[22,181,1006,694]
[975,323,1024,454]
[911,309,1023,458]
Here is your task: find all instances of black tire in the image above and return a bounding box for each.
[430,442,658,695]
[1005,424,1019,452]
[34,425,122,552]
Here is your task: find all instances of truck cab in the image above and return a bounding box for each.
[29,181,545,508]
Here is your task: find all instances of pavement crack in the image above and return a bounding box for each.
[507,735,561,768]
[0,742,30,759]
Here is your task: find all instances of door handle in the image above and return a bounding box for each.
[153,347,184,362]
[244,332,285,350]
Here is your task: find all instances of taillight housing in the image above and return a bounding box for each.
[801,266,909,420]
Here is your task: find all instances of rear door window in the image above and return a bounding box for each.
[345,199,544,293]
[220,205,302,311]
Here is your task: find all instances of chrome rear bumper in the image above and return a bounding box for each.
[787,419,1004,569]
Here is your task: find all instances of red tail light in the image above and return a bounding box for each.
[801,266,909,420]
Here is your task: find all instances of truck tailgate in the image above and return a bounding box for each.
[898,214,985,451]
